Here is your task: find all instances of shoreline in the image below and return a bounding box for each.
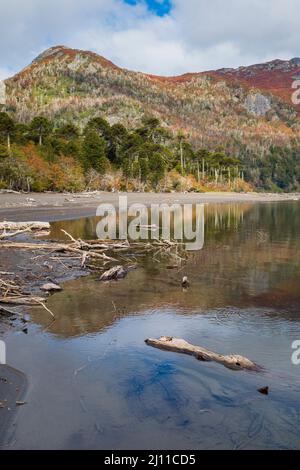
[0,191,299,222]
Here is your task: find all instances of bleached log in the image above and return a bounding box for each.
[0,222,50,231]
[0,296,46,306]
[145,336,260,371]
[41,283,62,292]
[0,241,116,261]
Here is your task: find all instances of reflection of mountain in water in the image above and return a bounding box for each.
[32,202,300,337]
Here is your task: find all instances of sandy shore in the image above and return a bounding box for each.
[0,191,299,222]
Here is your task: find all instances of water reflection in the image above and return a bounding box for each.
[5,201,300,450]
[33,202,300,337]
[48,202,250,243]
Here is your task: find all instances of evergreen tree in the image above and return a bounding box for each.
[82,130,107,172]
[0,112,15,152]
[30,116,52,146]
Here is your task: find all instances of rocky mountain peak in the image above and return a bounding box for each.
[32,45,69,64]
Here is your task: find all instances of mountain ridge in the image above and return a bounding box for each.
[10,45,300,103]
[4,45,300,155]
[1,45,300,192]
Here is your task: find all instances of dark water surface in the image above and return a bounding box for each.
[3,202,300,449]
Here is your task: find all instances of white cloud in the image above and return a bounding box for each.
[0,0,299,77]
[0,67,12,80]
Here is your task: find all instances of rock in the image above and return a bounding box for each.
[258,386,269,395]
[244,93,271,116]
[41,283,62,292]
[100,266,128,282]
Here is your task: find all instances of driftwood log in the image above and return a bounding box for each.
[0,221,51,240]
[0,296,46,306]
[0,241,116,261]
[41,283,62,292]
[0,222,50,231]
[145,336,260,371]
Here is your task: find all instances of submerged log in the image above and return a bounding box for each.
[145,336,260,371]
[0,222,50,231]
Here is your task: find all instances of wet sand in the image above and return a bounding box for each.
[0,365,28,448]
[0,191,299,222]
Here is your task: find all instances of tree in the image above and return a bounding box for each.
[30,116,52,146]
[85,117,111,142]
[0,112,15,152]
[56,123,79,141]
[149,152,167,187]
[176,131,188,175]
[97,156,111,175]
[54,123,81,161]
[110,123,128,161]
[138,117,160,140]
[118,132,144,173]
[82,130,107,172]
[14,123,30,146]
[195,149,210,181]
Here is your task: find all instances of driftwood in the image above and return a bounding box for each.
[0,272,56,318]
[0,222,50,231]
[0,230,187,322]
[0,241,116,262]
[145,336,260,371]
[0,296,46,306]
[0,229,184,266]
[0,221,51,240]
[41,283,62,292]
[0,305,20,315]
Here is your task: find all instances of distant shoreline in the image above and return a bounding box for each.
[0,191,299,222]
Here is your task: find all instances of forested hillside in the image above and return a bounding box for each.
[1,46,300,192]
[0,113,254,192]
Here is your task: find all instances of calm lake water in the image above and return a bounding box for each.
[3,202,300,449]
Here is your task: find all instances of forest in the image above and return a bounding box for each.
[0,111,299,193]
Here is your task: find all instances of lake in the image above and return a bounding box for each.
[2,201,300,449]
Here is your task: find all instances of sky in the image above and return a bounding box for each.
[0,0,299,80]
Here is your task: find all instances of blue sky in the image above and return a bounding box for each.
[0,0,299,80]
[124,0,172,16]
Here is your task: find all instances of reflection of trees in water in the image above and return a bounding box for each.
[49,203,251,242]
[49,217,99,240]
[33,202,300,337]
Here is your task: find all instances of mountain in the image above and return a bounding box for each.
[4,45,300,157]
[210,58,300,111]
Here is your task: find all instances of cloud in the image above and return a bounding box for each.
[0,67,12,81]
[0,0,299,78]
[172,0,300,66]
